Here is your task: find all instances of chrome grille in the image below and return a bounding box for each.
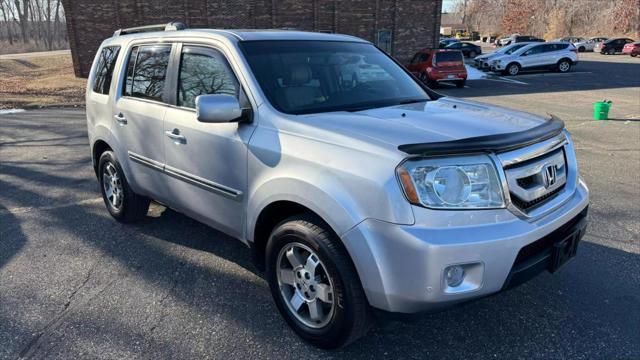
[503,147,567,211]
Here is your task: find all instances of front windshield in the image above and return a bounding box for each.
[240,41,430,115]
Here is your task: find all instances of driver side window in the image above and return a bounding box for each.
[177,46,239,109]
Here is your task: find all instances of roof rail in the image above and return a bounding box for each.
[113,22,187,37]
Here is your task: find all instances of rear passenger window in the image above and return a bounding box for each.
[123,45,172,102]
[92,46,120,94]
[177,46,239,109]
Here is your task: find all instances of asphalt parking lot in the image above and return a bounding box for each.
[1,52,639,359]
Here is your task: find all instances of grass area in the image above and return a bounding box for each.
[0,53,85,109]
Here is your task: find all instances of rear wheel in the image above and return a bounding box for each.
[607,48,615,55]
[504,63,520,76]
[468,51,477,58]
[98,151,150,222]
[578,46,585,52]
[631,53,637,57]
[557,59,572,73]
[266,215,373,348]
[455,80,466,88]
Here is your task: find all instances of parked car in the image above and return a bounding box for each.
[500,35,544,46]
[573,37,608,52]
[444,41,482,57]
[498,33,520,46]
[623,41,640,57]
[556,36,585,44]
[474,42,531,69]
[491,42,578,76]
[439,38,460,47]
[87,23,589,348]
[596,38,635,54]
[406,49,467,87]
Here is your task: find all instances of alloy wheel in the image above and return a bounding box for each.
[102,162,123,210]
[508,64,519,76]
[276,242,335,328]
[559,61,570,72]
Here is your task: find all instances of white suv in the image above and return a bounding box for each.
[491,42,579,76]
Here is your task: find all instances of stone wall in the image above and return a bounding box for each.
[61,0,442,77]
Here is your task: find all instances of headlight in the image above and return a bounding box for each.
[397,155,505,209]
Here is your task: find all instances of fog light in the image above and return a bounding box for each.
[445,265,465,287]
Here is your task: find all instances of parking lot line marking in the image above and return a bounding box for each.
[517,71,593,78]
[0,198,103,216]
[488,77,529,85]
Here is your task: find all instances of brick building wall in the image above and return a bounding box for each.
[61,0,442,78]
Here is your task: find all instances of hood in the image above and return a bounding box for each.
[293,97,548,154]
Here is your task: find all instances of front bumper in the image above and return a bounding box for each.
[341,179,589,313]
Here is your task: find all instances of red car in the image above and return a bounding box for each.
[623,42,640,57]
[406,49,467,88]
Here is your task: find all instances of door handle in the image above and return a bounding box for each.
[114,113,127,125]
[165,129,186,144]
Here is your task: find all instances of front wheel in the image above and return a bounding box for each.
[266,215,373,348]
[468,51,477,58]
[557,59,572,73]
[578,46,585,52]
[607,48,615,55]
[504,63,520,76]
[631,53,637,57]
[455,80,466,88]
[98,151,150,222]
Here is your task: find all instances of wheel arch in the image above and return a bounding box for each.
[247,179,368,270]
[91,139,113,177]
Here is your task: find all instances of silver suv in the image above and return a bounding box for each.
[87,23,589,348]
[491,42,579,76]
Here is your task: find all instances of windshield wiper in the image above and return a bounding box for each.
[397,98,428,105]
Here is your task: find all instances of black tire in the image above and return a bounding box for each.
[631,53,637,57]
[455,80,466,88]
[98,151,150,222]
[503,62,520,76]
[578,46,585,52]
[468,51,477,58]
[557,59,572,73]
[419,72,429,83]
[266,215,373,348]
[607,48,615,55]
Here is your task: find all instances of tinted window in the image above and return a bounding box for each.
[240,41,429,115]
[434,51,463,63]
[177,46,239,109]
[92,46,120,94]
[445,43,461,49]
[124,45,171,102]
[524,45,544,55]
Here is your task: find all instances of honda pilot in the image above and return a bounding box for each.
[87,23,589,348]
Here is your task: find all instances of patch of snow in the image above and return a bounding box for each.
[465,65,487,80]
[0,109,26,115]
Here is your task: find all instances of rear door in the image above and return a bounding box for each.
[406,52,429,75]
[113,43,172,199]
[161,44,256,238]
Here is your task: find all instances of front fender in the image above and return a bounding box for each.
[247,177,363,243]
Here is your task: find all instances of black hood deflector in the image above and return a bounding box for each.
[398,116,565,156]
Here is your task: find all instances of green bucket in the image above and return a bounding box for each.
[593,100,612,120]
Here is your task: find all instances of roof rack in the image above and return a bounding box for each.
[113,22,187,37]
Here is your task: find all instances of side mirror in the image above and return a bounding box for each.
[196,94,243,123]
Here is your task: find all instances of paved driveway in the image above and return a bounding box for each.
[0,103,638,359]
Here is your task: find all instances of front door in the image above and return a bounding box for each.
[162,44,255,238]
[113,44,172,199]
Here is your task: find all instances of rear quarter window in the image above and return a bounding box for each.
[92,46,121,95]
